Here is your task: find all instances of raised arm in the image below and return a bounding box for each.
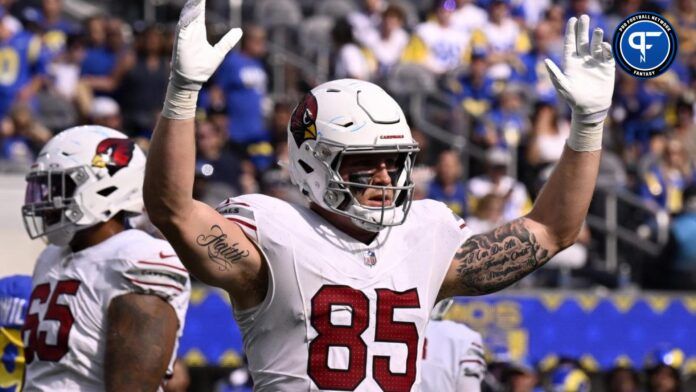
[143,0,263,306]
[440,15,615,298]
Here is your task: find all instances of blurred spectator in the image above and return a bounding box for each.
[468,148,532,222]
[606,0,642,40]
[644,346,684,392]
[80,16,113,78]
[476,84,528,149]
[0,275,32,392]
[348,0,385,46]
[472,0,530,80]
[451,0,487,35]
[195,120,246,196]
[639,139,693,213]
[46,33,91,119]
[666,0,696,60]
[402,0,471,75]
[565,0,608,34]
[210,24,273,170]
[604,365,640,392]
[0,10,47,118]
[549,362,591,392]
[80,16,129,96]
[545,223,590,273]
[500,361,542,392]
[0,115,33,166]
[0,0,20,34]
[661,185,696,289]
[90,96,122,130]
[466,193,505,234]
[361,5,409,77]
[215,366,253,392]
[116,25,170,136]
[426,150,468,217]
[672,97,696,160]
[39,0,80,55]
[268,100,292,144]
[543,4,567,40]
[451,51,499,125]
[515,0,552,28]
[261,143,305,205]
[515,21,561,101]
[332,17,373,80]
[612,76,668,163]
[2,104,51,167]
[525,102,569,169]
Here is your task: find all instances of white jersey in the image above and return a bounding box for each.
[413,22,470,74]
[23,229,190,392]
[421,320,486,392]
[217,194,471,391]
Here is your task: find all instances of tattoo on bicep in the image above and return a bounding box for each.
[455,218,551,295]
[195,224,250,270]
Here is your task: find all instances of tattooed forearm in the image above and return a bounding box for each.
[455,218,551,295]
[195,224,250,270]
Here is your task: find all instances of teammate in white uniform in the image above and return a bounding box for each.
[421,299,486,392]
[21,126,190,391]
[145,1,615,390]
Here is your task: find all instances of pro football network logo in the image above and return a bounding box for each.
[613,12,677,78]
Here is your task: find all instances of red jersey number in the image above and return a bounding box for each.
[23,280,81,363]
[308,285,421,391]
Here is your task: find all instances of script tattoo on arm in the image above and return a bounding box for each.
[455,218,552,295]
[195,224,250,271]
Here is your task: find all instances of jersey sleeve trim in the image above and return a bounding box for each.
[137,260,189,274]
[125,277,184,293]
[225,217,257,232]
[216,198,259,242]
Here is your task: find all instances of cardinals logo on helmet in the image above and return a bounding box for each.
[91,138,135,176]
[290,92,318,147]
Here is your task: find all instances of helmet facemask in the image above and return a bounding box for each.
[314,140,419,232]
[22,166,92,245]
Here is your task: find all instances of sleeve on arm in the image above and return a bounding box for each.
[122,259,189,301]
[456,330,487,390]
[119,246,191,334]
[215,197,260,243]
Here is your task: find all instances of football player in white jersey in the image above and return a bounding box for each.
[421,299,486,391]
[144,0,614,389]
[21,126,190,391]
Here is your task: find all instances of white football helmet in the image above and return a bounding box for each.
[22,125,145,245]
[287,79,419,232]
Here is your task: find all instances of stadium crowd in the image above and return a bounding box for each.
[2,0,696,290]
[1,0,695,391]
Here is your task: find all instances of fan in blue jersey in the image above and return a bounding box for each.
[0,275,32,392]
[0,8,48,118]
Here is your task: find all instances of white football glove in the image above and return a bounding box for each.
[163,0,242,119]
[545,15,615,151]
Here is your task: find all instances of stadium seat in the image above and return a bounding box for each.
[386,63,437,96]
[298,15,335,55]
[315,0,358,20]
[254,0,302,29]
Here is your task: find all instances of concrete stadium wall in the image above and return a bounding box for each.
[0,174,44,277]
